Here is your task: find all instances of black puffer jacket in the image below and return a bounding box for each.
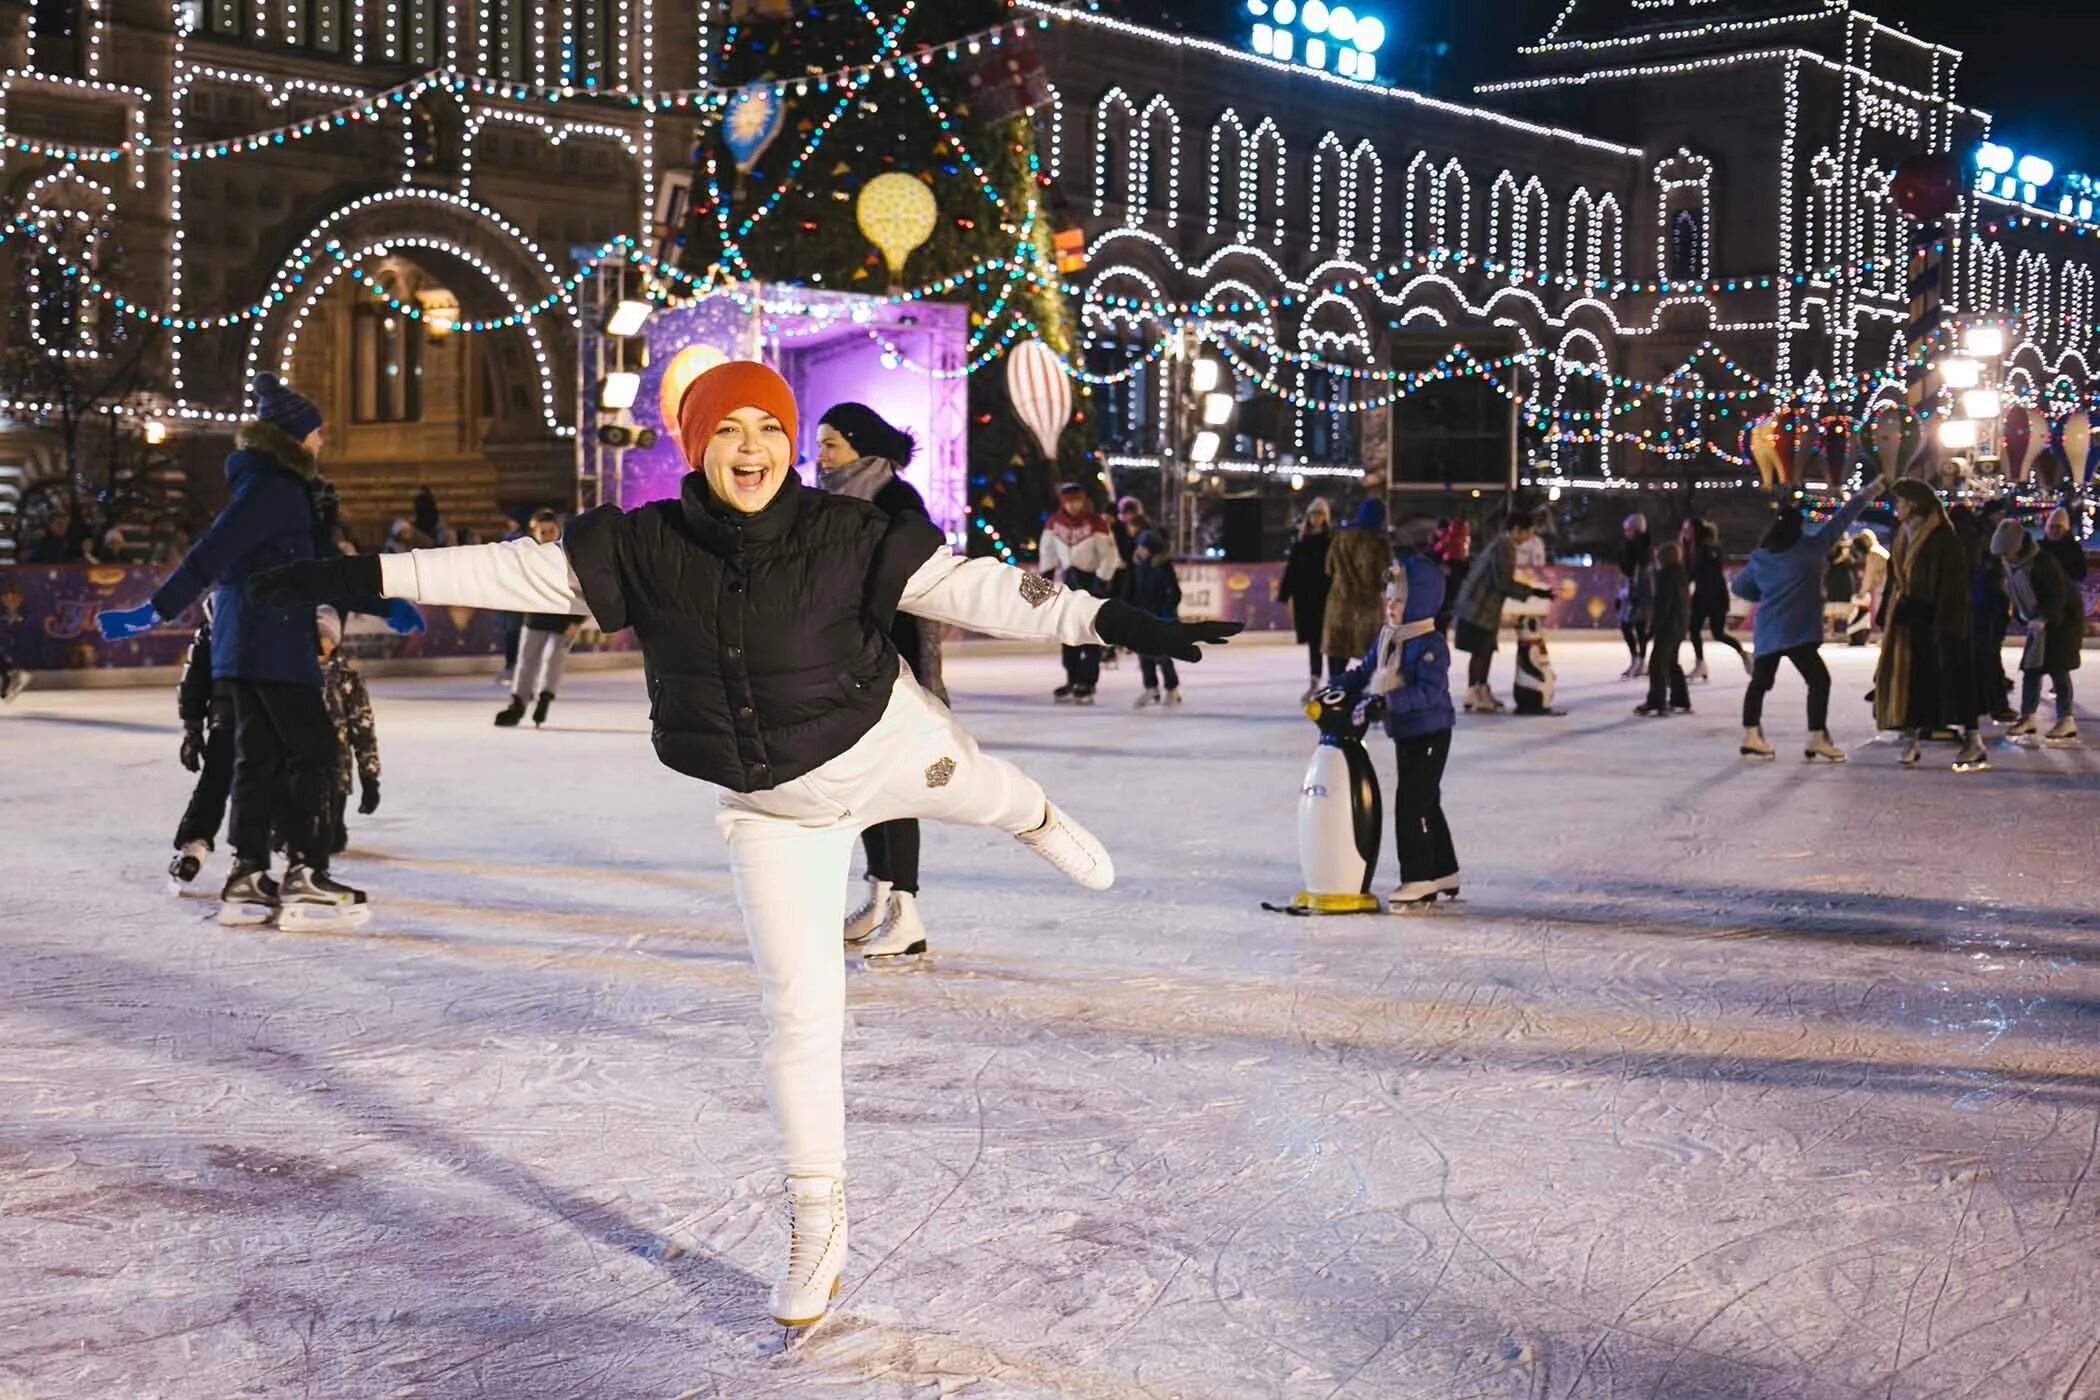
[564,470,941,791]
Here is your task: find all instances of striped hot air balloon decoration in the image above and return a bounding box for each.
[1005,338,1073,461]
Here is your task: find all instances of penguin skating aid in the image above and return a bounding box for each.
[1264,688,1383,915]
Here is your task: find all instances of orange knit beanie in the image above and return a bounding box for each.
[675,360,799,468]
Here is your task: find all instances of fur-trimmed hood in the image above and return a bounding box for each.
[233,419,318,480]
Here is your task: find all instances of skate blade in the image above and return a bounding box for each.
[1740,751,1777,761]
[1951,760,1992,775]
[860,942,929,969]
[773,1275,843,1338]
[277,901,373,930]
[1804,752,1847,764]
[2041,737,2083,749]
[217,902,276,927]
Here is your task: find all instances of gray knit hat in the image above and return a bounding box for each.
[1988,518,2032,560]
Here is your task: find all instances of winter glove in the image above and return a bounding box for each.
[383,598,426,635]
[1092,600,1245,663]
[1531,586,1555,600]
[358,779,380,815]
[179,724,205,773]
[1892,595,1934,628]
[96,603,158,641]
[247,554,384,608]
[1353,695,1388,728]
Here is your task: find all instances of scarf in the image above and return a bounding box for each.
[1046,503,1109,548]
[1369,617,1437,695]
[818,454,898,501]
[1891,511,1941,600]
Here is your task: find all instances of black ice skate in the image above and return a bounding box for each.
[532,691,555,727]
[218,861,280,927]
[169,838,209,890]
[494,697,526,727]
[278,864,371,929]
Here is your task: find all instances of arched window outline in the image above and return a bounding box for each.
[1207,110,1246,238]
[1137,94,1180,228]
[1091,87,1137,220]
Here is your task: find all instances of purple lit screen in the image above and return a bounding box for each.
[616,292,969,538]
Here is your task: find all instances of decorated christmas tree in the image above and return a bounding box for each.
[678,0,1087,560]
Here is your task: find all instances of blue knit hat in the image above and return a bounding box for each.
[252,372,322,441]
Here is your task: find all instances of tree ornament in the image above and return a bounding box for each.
[723,84,787,174]
[1004,337,1072,460]
[2064,411,2092,487]
[856,171,938,287]
[2004,403,2032,483]
[657,343,729,434]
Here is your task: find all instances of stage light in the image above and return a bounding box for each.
[1202,391,1235,425]
[1939,419,1979,450]
[1353,14,1384,51]
[1327,5,1355,40]
[1977,143,2014,175]
[1963,325,2006,358]
[143,419,167,445]
[1191,430,1221,463]
[1940,357,1981,389]
[1301,0,1328,32]
[1961,389,2001,421]
[2018,154,2055,187]
[598,371,640,411]
[1190,358,1221,392]
[604,299,653,338]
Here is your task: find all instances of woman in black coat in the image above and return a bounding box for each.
[1276,497,1336,701]
[814,403,945,966]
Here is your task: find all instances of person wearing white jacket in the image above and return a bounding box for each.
[250,362,1239,1332]
[1038,482,1123,703]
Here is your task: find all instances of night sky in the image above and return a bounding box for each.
[1138,0,2100,177]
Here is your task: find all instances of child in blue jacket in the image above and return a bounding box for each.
[1338,553,1459,910]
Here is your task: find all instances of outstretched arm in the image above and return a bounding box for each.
[899,548,1242,661]
[252,539,588,616]
[1809,475,1886,551]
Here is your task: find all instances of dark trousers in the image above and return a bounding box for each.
[226,679,338,870]
[1467,646,1494,688]
[1743,645,1831,731]
[1645,632,1690,710]
[862,819,920,894]
[1140,655,1180,691]
[1391,731,1458,886]
[2021,668,2075,720]
[1976,604,2012,711]
[1688,606,1747,666]
[1061,644,1102,689]
[1621,620,1649,662]
[1305,641,1345,682]
[173,721,237,849]
[500,613,522,670]
[328,788,351,856]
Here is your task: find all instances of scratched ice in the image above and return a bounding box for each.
[4,640,2099,1398]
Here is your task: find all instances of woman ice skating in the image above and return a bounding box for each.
[1874,480,1990,772]
[96,372,422,927]
[249,360,1240,1331]
[1729,475,1881,762]
[1685,518,1750,680]
[1276,497,1336,702]
[1635,542,1693,717]
[1335,555,1459,909]
[1322,498,1391,676]
[1452,509,1554,713]
[496,509,581,729]
[1617,514,1654,679]
[1992,518,2083,746]
[1039,483,1122,704]
[814,401,944,965]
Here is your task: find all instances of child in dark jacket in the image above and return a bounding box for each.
[1637,541,1693,716]
[169,609,239,887]
[1338,553,1459,910]
[1129,529,1185,708]
[316,607,381,856]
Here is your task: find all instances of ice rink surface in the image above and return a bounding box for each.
[4,638,2100,1399]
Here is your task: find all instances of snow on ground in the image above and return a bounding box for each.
[4,638,2100,1400]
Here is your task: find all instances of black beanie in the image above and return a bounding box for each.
[818,402,915,466]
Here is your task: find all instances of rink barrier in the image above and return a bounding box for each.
[7,558,2098,674]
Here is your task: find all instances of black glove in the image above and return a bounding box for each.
[1531,586,1555,600]
[358,779,380,815]
[1356,695,1388,725]
[248,554,384,608]
[180,725,204,773]
[1093,600,1245,662]
[1893,596,1933,628]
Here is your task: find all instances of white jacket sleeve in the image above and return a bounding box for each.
[377,539,589,614]
[898,550,1106,644]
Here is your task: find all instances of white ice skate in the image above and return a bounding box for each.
[1952,732,1992,774]
[2005,714,2040,742]
[1804,730,1846,764]
[1134,688,1161,709]
[1163,688,1182,706]
[1388,880,1441,912]
[771,1175,848,1332]
[277,864,372,929]
[1899,732,1923,767]
[1740,726,1776,760]
[1462,685,1506,714]
[857,891,928,966]
[2043,716,2081,748]
[843,876,893,945]
[1016,802,1115,891]
[1433,873,1462,901]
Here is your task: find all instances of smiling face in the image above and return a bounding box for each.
[1060,493,1089,519]
[702,405,794,513]
[814,423,858,473]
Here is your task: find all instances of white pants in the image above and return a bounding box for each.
[714,667,1047,1179]
[513,626,573,701]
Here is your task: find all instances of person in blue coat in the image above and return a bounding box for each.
[1337,552,1459,910]
[1729,472,1884,762]
[97,373,421,924]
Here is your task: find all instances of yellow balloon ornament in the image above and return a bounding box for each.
[856,172,938,288]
